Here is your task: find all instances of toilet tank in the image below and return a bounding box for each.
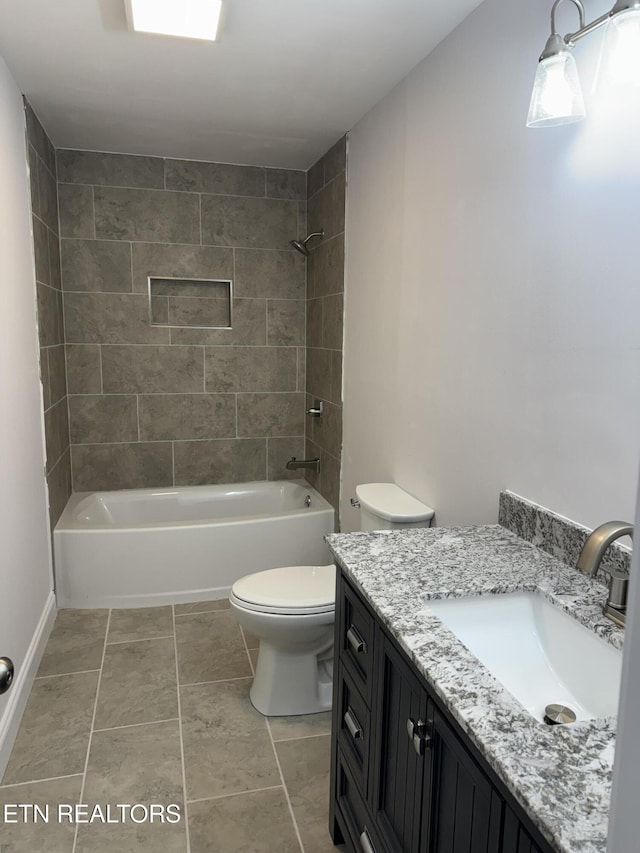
[355,483,435,532]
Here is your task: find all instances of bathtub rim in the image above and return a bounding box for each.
[54,479,333,533]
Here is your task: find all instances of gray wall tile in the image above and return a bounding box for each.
[170,298,266,346]
[206,347,297,392]
[237,393,304,437]
[33,216,50,285]
[322,293,344,350]
[28,143,40,218]
[59,184,94,238]
[57,150,165,189]
[330,350,343,405]
[48,344,67,406]
[166,160,265,196]
[94,187,199,243]
[61,240,132,292]
[25,101,53,171]
[66,345,102,394]
[310,398,342,459]
[101,345,204,393]
[267,300,305,346]
[138,394,236,441]
[268,436,306,480]
[71,442,173,491]
[319,449,340,513]
[44,398,69,472]
[266,169,306,200]
[48,228,62,290]
[48,450,72,529]
[323,136,347,183]
[40,346,51,410]
[234,249,304,299]
[307,158,324,199]
[64,292,170,344]
[201,196,297,249]
[306,299,323,349]
[297,347,306,392]
[174,438,266,486]
[69,395,138,444]
[37,283,63,347]
[132,243,233,293]
[37,157,58,233]
[166,295,230,327]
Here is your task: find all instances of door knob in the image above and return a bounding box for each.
[0,657,14,695]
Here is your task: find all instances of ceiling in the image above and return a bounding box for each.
[0,0,483,169]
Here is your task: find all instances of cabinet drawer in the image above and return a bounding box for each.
[337,666,370,795]
[336,749,386,853]
[341,580,373,701]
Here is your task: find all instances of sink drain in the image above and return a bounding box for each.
[543,704,577,725]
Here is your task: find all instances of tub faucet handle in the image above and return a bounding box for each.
[305,400,323,418]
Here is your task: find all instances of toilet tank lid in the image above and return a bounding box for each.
[355,483,435,523]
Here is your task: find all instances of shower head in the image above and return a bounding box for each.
[289,230,324,257]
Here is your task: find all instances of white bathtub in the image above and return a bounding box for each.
[53,481,335,609]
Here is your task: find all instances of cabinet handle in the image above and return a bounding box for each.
[407,717,431,756]
[344,707,363,740]
[359,828,377,853]
[346,625,367,655]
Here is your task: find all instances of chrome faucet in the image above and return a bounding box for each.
[285,457,320,473]
[576,521,633,628]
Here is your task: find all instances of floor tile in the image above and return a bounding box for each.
[174,598,230,616]
[176,610,252,684]
[94,637,178,730]
[82,719,183,804]
[37,609,108,676]
[75,812,188,852]
[188,788,300,853]
[181,680,280,801]
[241,625,260,649]
[276,735,334,853]
[0,775,82,852]
[108,606,174,643]
[2,671,99,785]
[269,712,333,742]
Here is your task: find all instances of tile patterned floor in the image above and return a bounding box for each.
[0,600,339,852]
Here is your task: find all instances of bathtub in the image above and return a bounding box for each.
[53,481,335,609]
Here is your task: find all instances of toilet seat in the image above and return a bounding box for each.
[231,564,335,615]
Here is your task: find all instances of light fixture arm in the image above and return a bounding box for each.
[564,0,640,46]
[550,0,586,36]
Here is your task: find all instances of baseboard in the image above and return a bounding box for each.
[0,592,56,780]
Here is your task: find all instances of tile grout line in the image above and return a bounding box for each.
[172,604,192,853]
[180,675,252,688]
[92,717,180,734]
[35,668,101,680]
[71,608,112,853]
[186,784,284,806]
[0,772,84,790]
[106,633,175,646]
[238,625,305,853]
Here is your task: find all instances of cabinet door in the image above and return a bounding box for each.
[371,633,431,853]
[424,705,502,853]
[501,807,546,853]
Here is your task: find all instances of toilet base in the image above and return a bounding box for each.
[249,639,334,716]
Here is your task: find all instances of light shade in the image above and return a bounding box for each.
[125,0,222,42]
[594,9,640,90]
[527,53,586,127]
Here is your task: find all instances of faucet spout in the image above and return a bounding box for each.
[576,521,634,577]
[285,457,320,473]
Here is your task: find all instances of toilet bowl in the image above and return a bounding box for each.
[230,483,435,717]
[230,564,336,716]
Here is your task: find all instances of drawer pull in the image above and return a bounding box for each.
[359,829,376,853]
[407,717,431,756]
[344,707,363,740]
[346,625,367,655]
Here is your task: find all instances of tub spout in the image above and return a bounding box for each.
[286,457,320,473]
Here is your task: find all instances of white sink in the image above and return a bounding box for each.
[423,592,622,723]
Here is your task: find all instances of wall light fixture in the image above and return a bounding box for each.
[527,0,640,127]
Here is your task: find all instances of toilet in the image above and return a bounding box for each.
[230,483,435,716]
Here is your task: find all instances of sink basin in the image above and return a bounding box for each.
[423,592,622,723]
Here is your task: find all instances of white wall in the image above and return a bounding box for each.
[342,0,640,532]
[0,54,55,772]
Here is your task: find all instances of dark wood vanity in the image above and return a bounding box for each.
[329,568,556,853]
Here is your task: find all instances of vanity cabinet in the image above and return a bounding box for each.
[330,571,555,853]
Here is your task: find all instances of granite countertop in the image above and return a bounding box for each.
[326,524,625,853]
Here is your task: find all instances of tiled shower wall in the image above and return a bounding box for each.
[25,102,72,527]
[57,150,307,491]
[304,137,346,515]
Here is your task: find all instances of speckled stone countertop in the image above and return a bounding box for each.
[326,525,625,853]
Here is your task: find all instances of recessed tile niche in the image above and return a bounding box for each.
[149,277,233,329]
